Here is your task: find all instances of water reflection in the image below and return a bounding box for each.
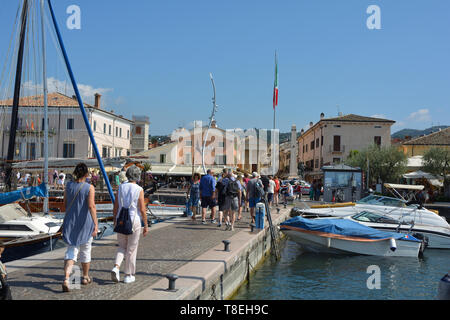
[233,239,450,300]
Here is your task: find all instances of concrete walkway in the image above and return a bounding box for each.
[5,206,292,300]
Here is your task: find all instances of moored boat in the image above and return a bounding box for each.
[280,216,423,257]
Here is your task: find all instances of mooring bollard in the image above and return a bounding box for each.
[250,223,256,233]
[223,240,231,252]
[166,274,179,291]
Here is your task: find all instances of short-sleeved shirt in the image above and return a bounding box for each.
[199,174,216,197]
[246,178,262,199]
[268,180,276,194]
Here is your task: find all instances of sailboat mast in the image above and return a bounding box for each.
[40,0,49,214]
[6,0,29,190]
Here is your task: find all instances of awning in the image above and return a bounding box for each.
[11,158,125,171]
[403,170,442,180]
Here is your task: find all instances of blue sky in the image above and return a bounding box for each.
[1,0,449,135]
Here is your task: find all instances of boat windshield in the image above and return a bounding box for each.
[357,195,406,208]
[352,211,400,224]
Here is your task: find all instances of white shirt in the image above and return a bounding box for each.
[117,182,143,223]
[268,180,276,194]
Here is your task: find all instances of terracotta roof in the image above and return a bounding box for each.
[402,127,450,146]
[0,92,134,123]
[322,114,395,123]
[0,92,87,108]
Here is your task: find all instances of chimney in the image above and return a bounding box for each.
[94,93,101,109]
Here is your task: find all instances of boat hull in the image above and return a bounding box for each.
[1,233,61,263]
[281,228,421,257]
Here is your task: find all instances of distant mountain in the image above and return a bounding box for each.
[392,126,449,139]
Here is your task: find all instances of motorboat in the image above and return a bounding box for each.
[280,216,423,257]
[294,209,450,250]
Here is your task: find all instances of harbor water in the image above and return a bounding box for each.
[233,238,450,300]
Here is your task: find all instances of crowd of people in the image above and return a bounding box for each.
[186,169,288,231]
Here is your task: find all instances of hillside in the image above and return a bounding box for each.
[392,126,449,139]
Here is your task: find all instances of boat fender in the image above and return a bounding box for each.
[389,238,397,252]
[437,273,450,300]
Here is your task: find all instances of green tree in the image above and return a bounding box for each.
[346,145,407,188]
[422,148,450,197]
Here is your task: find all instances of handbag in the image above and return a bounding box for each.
[114,187,139,235]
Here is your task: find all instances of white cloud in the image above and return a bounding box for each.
[22,77,112,106]
[407,109,431,123]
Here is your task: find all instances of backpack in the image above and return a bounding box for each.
[254,180,265,199]
[226,179,240,197]
[217,181,227,198]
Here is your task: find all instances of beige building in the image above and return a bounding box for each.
[0,92,133,160]
[400,127,450,157]
[298,113,395,179]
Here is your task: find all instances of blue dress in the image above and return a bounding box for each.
[62,181,95,247]
[190,182,200,206]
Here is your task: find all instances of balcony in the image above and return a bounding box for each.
[329,145,345,154]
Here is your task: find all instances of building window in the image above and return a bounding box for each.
[26,143,36,160]
[63,143,75,158]
[311,141,315,150]
[316,138,319,148]
[136,127,142,135]
[303,145,305,153]
[333,158,341,164]
[215,155,226,165]
[120,128,122,138]
[333,136,341,152]
[334,125,341,128]
[102,147,108,158]
[127,130,130,139]
[185,153,192,165]
[315,159,319,169]
[306,144,308,152]
[186,140,192,147]
[93,120,97,132]
[109,125,112,135]
[104,123,107,134]
[321,136,324,146]
[67,118,74,130]
[218,142,225,148]
[160,154,166,163]
[375,126,382,129]
[42,118,49,131]
[116,127,119,137]
[374,136,381,146]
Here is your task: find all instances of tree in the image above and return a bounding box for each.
[345,145,407,188]
[422,148,450,197]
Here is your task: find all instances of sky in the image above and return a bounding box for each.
[0,0,449,136]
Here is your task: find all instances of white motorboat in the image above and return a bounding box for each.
[280,216,423,257]
[0,203,62,242]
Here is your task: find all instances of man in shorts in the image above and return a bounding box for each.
[221,170,241,231]
[199,169,217,224]
[246,172,264,224]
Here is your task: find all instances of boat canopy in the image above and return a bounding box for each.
[384,183,424,191]
[0,183,46,205]
[280,216,421,242]
[0,203,30,223]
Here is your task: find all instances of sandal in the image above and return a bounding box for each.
[82,277,92,285]
[62,279,70,292]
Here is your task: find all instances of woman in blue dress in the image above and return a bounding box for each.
[189,173,201,220]
[61,163,98,292]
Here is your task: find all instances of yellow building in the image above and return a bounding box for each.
[401,127,450,157]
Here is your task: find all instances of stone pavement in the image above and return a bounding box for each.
[6,212,260,300]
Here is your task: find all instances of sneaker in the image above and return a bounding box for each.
[230,226,234,232]
[211,219,217,224]
[111,267,120,283]
[202,220,207,225]
[123,275,135,284]
[217,223,222,227]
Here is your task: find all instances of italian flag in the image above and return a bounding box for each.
[273,52,278,110]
